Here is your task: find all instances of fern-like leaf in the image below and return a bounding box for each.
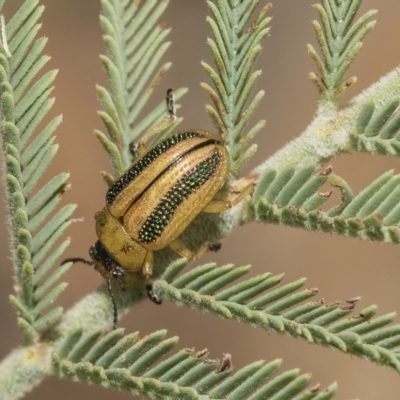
[96,0,186,176]
[154,259,400,373]
[252,165,400,243]
[53,327,338,399]
[351,99,400,156]
[202,0,270,174]
[0,0,73,343]
[308,0,376,102]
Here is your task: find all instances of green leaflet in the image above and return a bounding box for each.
[202,0,270,174]
[253,165,400,243]
[0,0,73,342]
[53,328,337,399]
[352,99,400,156]
[154,262,400,373]
[308,0,376,102]
[97,0,186,174]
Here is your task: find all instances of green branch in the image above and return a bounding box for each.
[202,0,270,175]
[51,327,338,400]
[0,0,72,346]
[96,0,185,176]
[308,0,376,103]
[154,260,400,373]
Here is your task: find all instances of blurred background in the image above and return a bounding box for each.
[1,0,400,399]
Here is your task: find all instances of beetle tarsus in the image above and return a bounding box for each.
[129,142,140,158]
[208,242,222,252]
[166,88,175,116]
[112,267,125,279]
[146,284,162,305]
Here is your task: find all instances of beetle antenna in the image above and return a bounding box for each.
[166,88,175,116]
[106,279,119,329]
[61,257,93,266]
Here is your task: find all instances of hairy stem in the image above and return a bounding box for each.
[0,345,52,400]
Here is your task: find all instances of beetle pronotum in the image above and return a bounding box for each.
[63,89,253,329]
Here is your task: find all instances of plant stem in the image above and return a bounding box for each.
[0,345,52,400]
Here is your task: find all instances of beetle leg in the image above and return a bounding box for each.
[129,142,140,159]
[169,238,209,260]
[208,242,222,252]
[141,250,154,278]
[133,89,177,157]
[106,279,119,330]
[202,182,254,213]
[146,284,162,305]
[101,171,115,186]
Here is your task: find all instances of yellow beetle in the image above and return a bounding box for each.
[63,90,253,328]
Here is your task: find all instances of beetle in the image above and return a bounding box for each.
[63,89,254,329]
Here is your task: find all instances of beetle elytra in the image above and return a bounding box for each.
[63,89,254,328]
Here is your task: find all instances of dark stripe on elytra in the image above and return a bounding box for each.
[107,131,205,204]
[138,151,222,244]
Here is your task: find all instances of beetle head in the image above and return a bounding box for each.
[89,240,125,281]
